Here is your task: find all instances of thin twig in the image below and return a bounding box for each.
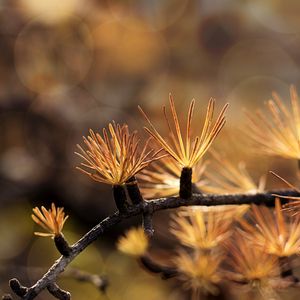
[142,213,154,237]
[9,279,27,297]
[47,283,70,300]
[63,268,108,293]
[140,256,177,279]
[7,189,300,299]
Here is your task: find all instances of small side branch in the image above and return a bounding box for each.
[21,212,122,300]
[113,185,129,213]
[47,283,70,300]
[9,278,28,297]
[126,176,144,204]
[6,189,300,300]
[63,268,108,293]
[179,167,192,199]
[140,256,177,279]
[142,213,154,237]
[54,234,72,257]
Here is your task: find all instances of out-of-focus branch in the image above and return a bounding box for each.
[6,189,300,300]
[47,283,70,300]
[142,213,154,237]
[63,268,108,293]
[140,256,177,279]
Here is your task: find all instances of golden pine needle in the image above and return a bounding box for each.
[245,85,300,159]
[31,203,68,238]
[283,198,300,217]
[139,95,228,168]
[117,227,149,257]
[138,157,208,199]
[270,171,300,193]
[201,150,266,195]
[225,233,279,284]
[76,122,163,185]
[239,198,300,257]
[170,208,232,250]
[173,250,223,296]
[270,171,300,217]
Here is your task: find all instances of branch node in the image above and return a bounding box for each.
[126,176,144,205]
[142,213,154,237]
[179,167,192,199]
[47,283,71,300]
[192,183,202,194]
[9,278,28,297]
[54,234,72,257]
[92,275,109,293]
[113,185,129,213]
[99,277,109,293]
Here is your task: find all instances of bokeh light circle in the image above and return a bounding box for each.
[223,76,291,120]
[245,0,300,34]
[107,0,189,31]
[90,19,168,77]
[0,111,46,184]
[17,0,81,25]
[218,39,300,96]
[0,203,33,260]
[15,17,93,94]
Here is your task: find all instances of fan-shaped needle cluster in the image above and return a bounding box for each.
[174,250,223,296]
[117,227,149,257]
[138,157,207,198]
[246,85,300,159]
[201,151,266,195]
[139,95,228,168]
[240,199,300,257]
[171,209,232,250]
[76,122,162,185]
[32,203,68,238]
[226,233,280,285]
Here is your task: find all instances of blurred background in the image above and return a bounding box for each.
[1,0,300,299]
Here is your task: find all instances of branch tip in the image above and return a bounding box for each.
[113,185,129,213]
[98,277,109,293]
[64,268,109,294]
[126,176,144,205]
[179,167,192,199]
[143,213,154,237]
[9,278,28,297]
[54,234,72,257]
[47,283,70,300]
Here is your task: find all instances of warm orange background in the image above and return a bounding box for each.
[1,1,300,299]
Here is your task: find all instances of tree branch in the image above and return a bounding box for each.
[7,189,299,299]
[139,256,177,279]
[63,268,108,293]
[47,283,70,300]
[142,213,154,237]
